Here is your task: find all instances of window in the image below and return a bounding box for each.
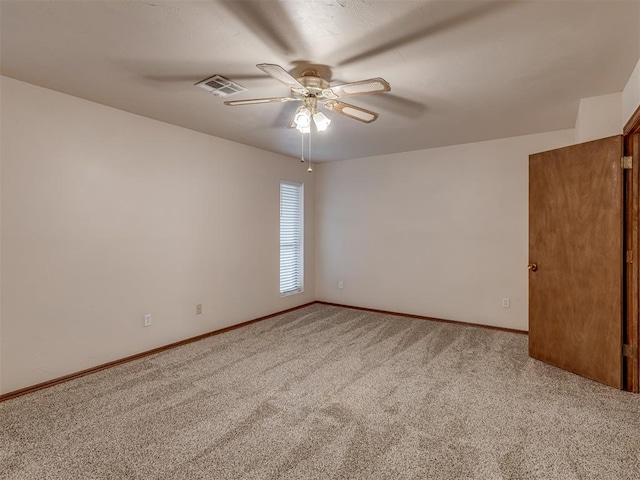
[280,181,303,295]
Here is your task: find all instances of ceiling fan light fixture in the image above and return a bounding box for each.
[296,124,310,134]
[312,111,331,131]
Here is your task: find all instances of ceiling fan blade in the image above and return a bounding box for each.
[322,78,391,99]
[323,100,379,124]
[219,1,301,57]
[224,97,298,106]
[256,64,308,93]
[336,0,513,66]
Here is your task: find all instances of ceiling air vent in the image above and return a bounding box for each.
[195,75,246,97]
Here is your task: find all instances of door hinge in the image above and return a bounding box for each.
[621,156,633,169]
[623,344,636,358]
[626,250,633,263]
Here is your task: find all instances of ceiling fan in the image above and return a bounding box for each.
[223,63,391,132]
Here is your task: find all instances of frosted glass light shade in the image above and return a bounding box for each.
[294,106,311,128]
[313,112,331,131]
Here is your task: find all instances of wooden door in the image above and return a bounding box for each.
[529,136,624,389]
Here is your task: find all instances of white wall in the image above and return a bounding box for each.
[574,93,622,143]
[0,76,315,394]
[315,130,574,331]
[623,57,640,128]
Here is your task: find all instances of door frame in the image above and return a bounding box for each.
[623,106,640,393]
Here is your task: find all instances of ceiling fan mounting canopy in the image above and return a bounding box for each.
[224,63,391,126]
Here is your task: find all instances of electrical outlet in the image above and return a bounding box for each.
[196,304,202,315]
[144,314,152,327]
[338,281,344,289]
[502,298,510,308]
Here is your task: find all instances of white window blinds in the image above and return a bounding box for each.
[280,181,303,295]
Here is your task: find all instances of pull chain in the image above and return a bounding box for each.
[307,125,313,172]
[300,129,305,162]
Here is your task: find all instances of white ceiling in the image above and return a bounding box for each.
[1,0,639,162]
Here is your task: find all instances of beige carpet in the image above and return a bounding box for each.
[1,304,639,479]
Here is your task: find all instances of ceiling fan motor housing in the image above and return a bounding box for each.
[296,71,329,95]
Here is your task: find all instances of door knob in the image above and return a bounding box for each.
[528,263,538,272]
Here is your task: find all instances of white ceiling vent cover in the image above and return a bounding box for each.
[195,75,246,97]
